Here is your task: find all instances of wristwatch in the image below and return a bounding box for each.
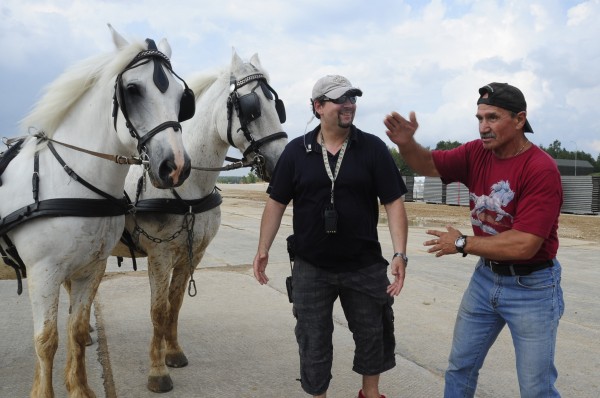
[392,252,408,266]
[455,235,468,257]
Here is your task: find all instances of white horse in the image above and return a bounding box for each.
[0,25,192,397]
[111,50,288,392]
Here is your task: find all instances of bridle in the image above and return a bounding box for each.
[4,40,196,168]
[224,72,287,178]
[112,39,195,156]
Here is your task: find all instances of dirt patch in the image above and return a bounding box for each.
[217,184,600,243]
[2,184,598,280]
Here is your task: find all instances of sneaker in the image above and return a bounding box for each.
[358,389,387,398]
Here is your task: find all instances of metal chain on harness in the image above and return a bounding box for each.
[131,170,198,296]
[183,211,196,297]
[131,209,197,296]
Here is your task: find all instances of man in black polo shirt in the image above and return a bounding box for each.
[252,75,409,398]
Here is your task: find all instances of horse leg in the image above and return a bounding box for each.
[147,258,174,392]
[164,257,201,368]
[63,279,93,346]
[63,266,105,398]
[28,271,61,398]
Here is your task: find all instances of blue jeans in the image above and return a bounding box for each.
[444,258,564,398]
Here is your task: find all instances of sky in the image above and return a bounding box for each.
[2,0,599,175]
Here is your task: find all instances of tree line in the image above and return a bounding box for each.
[389,139,600,176]
[225,139,600,182]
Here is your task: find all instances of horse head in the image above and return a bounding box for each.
[222,50,288,181]
[109,25,192,188]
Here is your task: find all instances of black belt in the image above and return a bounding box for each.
[483,258,554,276]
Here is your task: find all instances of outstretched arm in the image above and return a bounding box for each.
[253,198,287,285]
[384,111,440,177]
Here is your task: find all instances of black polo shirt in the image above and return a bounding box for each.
[268,125,407,272]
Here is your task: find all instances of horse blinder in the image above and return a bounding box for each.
[178,86,196,122]
[260,81,286,124]
[275,99,286,124]
[237,92,261,125]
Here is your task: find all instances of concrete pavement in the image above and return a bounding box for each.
[1,184,599,397]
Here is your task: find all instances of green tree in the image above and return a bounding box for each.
[540,140,563,159]
[388,140,462,176]
[539,140,600,174]
[240,171,259,184]
[435,140,462,150]
[388,146,415,176]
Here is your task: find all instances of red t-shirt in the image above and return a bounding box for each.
[432,140,562,262]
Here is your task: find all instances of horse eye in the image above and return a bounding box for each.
[126,83,141,97]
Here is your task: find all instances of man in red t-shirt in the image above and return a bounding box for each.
[384,83,564,398]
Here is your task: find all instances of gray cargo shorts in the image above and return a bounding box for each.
[291,257,396,395]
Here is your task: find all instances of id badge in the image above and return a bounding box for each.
[324,206,338,234]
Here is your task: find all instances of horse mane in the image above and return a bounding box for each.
[186,56,271,100]
[186,70,221,100]
[19,40,147,138]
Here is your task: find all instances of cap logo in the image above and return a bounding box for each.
[484,84,494,93]
[332,75,350,85]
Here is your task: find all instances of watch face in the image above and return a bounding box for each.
[455,236,466,248]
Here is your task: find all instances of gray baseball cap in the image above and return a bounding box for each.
[311,75,363,100]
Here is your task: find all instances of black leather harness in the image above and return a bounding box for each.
[1,39,195,295]
[0,139,130,295]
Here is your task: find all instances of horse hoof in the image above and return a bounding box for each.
[147,375,173,393]
[85,333,94,346]
[165,352,189,368]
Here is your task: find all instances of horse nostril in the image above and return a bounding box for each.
[159,159,177,183]
[158,158,191,187]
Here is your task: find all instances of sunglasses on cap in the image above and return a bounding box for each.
[323,95,357,105]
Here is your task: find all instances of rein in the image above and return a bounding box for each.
[33,132,148,165]
[189,155,263,172]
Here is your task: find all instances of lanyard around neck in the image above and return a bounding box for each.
[320,133,349,206]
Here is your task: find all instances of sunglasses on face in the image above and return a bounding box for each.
[323,95,357,105]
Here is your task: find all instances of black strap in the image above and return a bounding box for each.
[118,228,143,271]
[0,197,130,237]
[134,188,222,214]
[46,141,128,208]
[0,236,26,295]
[0,138,25,187]
[33,152,40,204]
[242,131,288,158]
[483,258,554,276]
[135,120,182,153]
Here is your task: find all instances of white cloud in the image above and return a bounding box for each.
[1,0,599,161]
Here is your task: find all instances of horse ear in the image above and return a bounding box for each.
[108,23,128,49]
[231,49,243,71]
[249,53,262,69]
[157,38,172,58]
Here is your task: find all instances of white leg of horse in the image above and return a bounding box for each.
[147,256,174,393]
[62,280,94,347]
[64,264,105,398]
[28,268,62,398]
[165,259,200,368]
